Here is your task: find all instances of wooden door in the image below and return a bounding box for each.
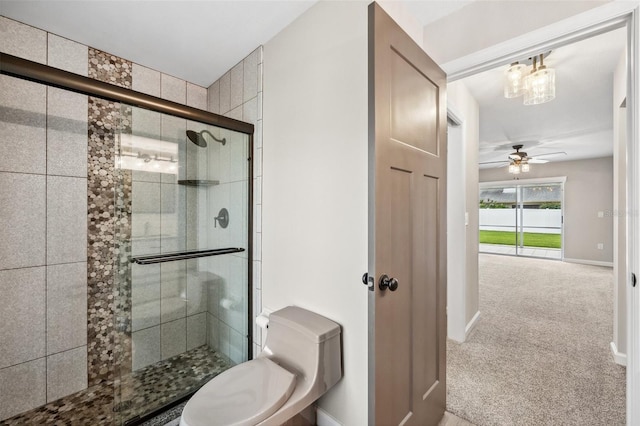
[368,3,447,425]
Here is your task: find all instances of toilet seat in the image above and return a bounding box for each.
[180,357,297,426]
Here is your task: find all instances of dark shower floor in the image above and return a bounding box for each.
[0,346,231,426]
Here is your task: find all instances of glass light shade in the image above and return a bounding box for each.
[524,67,556,105]
[509,164,520,174]
[521,162,530,173]
[504,63,527,98]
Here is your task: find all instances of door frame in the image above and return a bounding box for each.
[442,2,639,424]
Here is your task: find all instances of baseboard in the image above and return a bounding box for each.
[564,258,613,268]
[465,311,481,339]
[610,341,627,366]
[317,407,342,426]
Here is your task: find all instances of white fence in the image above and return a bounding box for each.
[479,208,562,234]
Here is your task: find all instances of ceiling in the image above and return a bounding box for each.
[0,1,317,87]
[1,0,624,168]
[463,27,627,169]
[0,0,477,87]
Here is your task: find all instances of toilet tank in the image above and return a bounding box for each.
[264,307,342,392]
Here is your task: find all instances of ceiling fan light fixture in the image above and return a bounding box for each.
[504,62,527,98]
[520,162,530,173]
[509,163,520,174]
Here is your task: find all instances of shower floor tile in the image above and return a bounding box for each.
[0,346,231,426]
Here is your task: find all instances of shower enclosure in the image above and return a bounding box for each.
[113,105,252,423]
[0,52,253,425]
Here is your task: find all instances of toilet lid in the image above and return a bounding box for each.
[181,357,297,426]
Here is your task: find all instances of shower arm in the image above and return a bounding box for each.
[202,129,226,145]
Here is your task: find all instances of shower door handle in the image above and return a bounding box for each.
[379,274,398,292]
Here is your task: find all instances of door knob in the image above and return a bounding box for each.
[379,274,398,291]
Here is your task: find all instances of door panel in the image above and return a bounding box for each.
[376,167,412,426]
[413,175,440,400]
[390,50,439,154]
[369,3,447,425]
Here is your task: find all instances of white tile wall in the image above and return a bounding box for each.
[208,81,220,114]
[161,73,186,104]
[160,318,186,360]
[46,263,87,355]
[46,347,87,402]
[0,75,47,175]
[0,267,46,369]
[47,88,88,178]
[131,263,161,332]
[46,176,88,265]
[132,326,161,371]
[160,262,187,323]
[219,72,231,114]
[0,173,46,270]
[0,16,47,64]
[186,313,207,350]
[0,18,94,415]
[230,63,244,111]
[0,358,46,420]
[132,64,161,97]
[187,83,207,110]
[47,34,88,76]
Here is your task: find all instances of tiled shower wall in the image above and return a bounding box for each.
[0,15,263,421]
[206,47,264,359]
[0,18,89,420]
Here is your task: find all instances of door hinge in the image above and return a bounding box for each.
[362,272,374,291]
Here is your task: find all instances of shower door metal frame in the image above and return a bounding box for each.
[0,51,256,358]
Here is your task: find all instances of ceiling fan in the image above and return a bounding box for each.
[479,144,567,174]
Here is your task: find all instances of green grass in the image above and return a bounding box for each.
[479,230,561,249]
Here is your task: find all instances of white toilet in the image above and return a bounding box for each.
[180,306,342,426]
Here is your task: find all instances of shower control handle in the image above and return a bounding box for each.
[379,274,398,292]
[214,208,229,229]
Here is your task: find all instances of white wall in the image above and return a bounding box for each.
[448,81,480,334]
[422,0,610,65]
[480,157,614,264]
[613,49,627,360]
[262,2,368,424]
[447,123,467,342]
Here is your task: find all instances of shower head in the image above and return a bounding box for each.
[186,130,226,148]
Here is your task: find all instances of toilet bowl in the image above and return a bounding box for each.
[180,306,342,426]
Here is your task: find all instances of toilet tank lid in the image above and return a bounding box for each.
[270,306,341,343]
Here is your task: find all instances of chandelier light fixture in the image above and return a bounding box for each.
[504,53,556,105]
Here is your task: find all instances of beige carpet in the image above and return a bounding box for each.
[447,254,626,426]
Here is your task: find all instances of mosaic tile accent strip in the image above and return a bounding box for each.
[89,48,132,89]
[87,48,133,386]
[0,347,230,426]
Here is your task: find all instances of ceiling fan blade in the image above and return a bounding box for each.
[479,160,510,165]
[531,151,567,158]
[528,159,549,164]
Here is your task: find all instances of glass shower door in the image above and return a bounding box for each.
[113,105,251,423]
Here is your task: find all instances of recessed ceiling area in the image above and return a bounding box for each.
[461,27,627,168]
[0,1,316,87]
